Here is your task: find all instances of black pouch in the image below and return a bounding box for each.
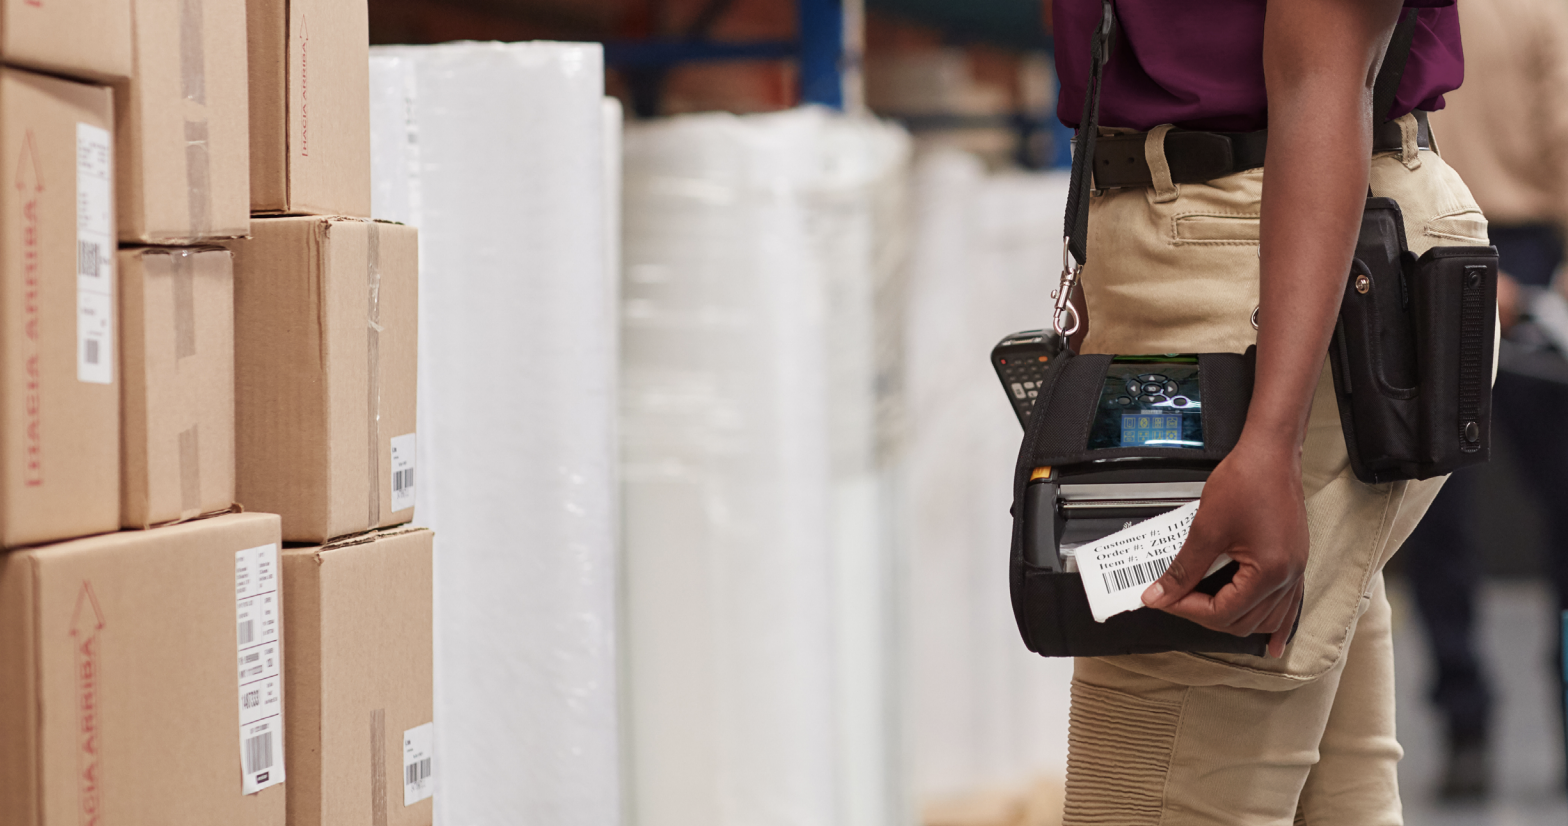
[1328,198,1498,483]
[1007,350,1271,657]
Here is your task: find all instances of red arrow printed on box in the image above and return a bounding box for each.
[72,581,104,826]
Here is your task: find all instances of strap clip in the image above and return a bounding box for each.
[1053,238,1083,337]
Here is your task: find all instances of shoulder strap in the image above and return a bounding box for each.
[1052,2,1423,336]
[1061,0,1116,272]
[1051,0,1115,336]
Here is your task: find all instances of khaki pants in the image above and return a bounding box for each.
[1064,115,1490,825]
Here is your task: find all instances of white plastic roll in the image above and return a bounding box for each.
[369,43,621,826]
[901,149,1075,802]
[621,108,910,826]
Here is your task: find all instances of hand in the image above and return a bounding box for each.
[1141,438,1308,658]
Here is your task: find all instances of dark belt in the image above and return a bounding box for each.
[1092,110,1431,189]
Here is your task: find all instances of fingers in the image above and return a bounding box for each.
[1142,518,1225,610]
[1159,566,1303,646]
[1265,584,1304,658]
[1158,561,1276,628]
[1259,582,1302,634]
[1225,586,1290,638]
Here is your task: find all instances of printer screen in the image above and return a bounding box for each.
[1087,358,1205,450]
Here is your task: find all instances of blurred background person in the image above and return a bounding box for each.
[1410,0,1568,800]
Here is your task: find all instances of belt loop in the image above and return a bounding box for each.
[1397,113,1422,170]
[1145,124,1179,203]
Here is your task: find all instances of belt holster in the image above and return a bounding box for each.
[1329,199,1498,483]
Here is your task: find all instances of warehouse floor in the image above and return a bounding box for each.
[1392,579,1568,824]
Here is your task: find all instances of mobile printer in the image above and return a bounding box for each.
[992,331,1267,656]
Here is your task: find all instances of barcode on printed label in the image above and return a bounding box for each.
[245,732,274,773]
[1102,557,1171,593]
[84,339,99,365]
[78,241,101,277]
[237,619,254,645]
[406,758,431,787]
[1074,501,1202,623]
[402,722,434,805]
[389,433,417,512]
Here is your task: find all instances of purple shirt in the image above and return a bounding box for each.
[1055,0,1465,132]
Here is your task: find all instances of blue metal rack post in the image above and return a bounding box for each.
[798,0,846,108]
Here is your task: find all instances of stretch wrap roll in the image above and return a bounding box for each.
[369,43,621,826]
[621,108,910,826]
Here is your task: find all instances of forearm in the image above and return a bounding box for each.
[1249,0,1404,454]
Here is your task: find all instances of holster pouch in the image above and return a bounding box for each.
[1329,197,1498,483]
[1008,350,1270,657]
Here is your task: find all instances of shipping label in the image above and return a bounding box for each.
[235,544,285,794]
[1074,502,1232,623]
[390,433,416,512]
[402,722,434,805]
[75,123,112,385]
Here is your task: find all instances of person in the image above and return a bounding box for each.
[1050,0,1479,821]
[1400,0,1568,799]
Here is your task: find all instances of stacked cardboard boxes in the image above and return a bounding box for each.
[116,0,251,526]
[232,3,432,824]
[1,1,431,823]
[0,3,279,826]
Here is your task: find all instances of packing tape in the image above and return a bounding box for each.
[171,250,201,519]
[370,708,388,826]
[184,121,213,238]
[180,0,212,237]
[179,425,201,516]
[366,222,384,529]
[172,250,197,359]
[180,0,206,104]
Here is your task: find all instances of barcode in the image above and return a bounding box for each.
[405,757,431,787]
[78,242,101,277]
[84,339,99,365]
[238,620,254,645]
[245,732,274,773]
[1102,557,1171,593]
[393,468,413,495]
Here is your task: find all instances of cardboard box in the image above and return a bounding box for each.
[120,247,236,528]
[0,512,287,826]
[282,526,434,826]
[0,68,119,548]
[0,0,132,84]
[228,217,417,543]
[117,0,250,243]
[246,0,371,216]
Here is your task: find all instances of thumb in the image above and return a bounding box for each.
[1142,524,1223,610]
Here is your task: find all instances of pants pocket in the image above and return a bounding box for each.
[1173,212,1261,244]
[1423,207,1489,246]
